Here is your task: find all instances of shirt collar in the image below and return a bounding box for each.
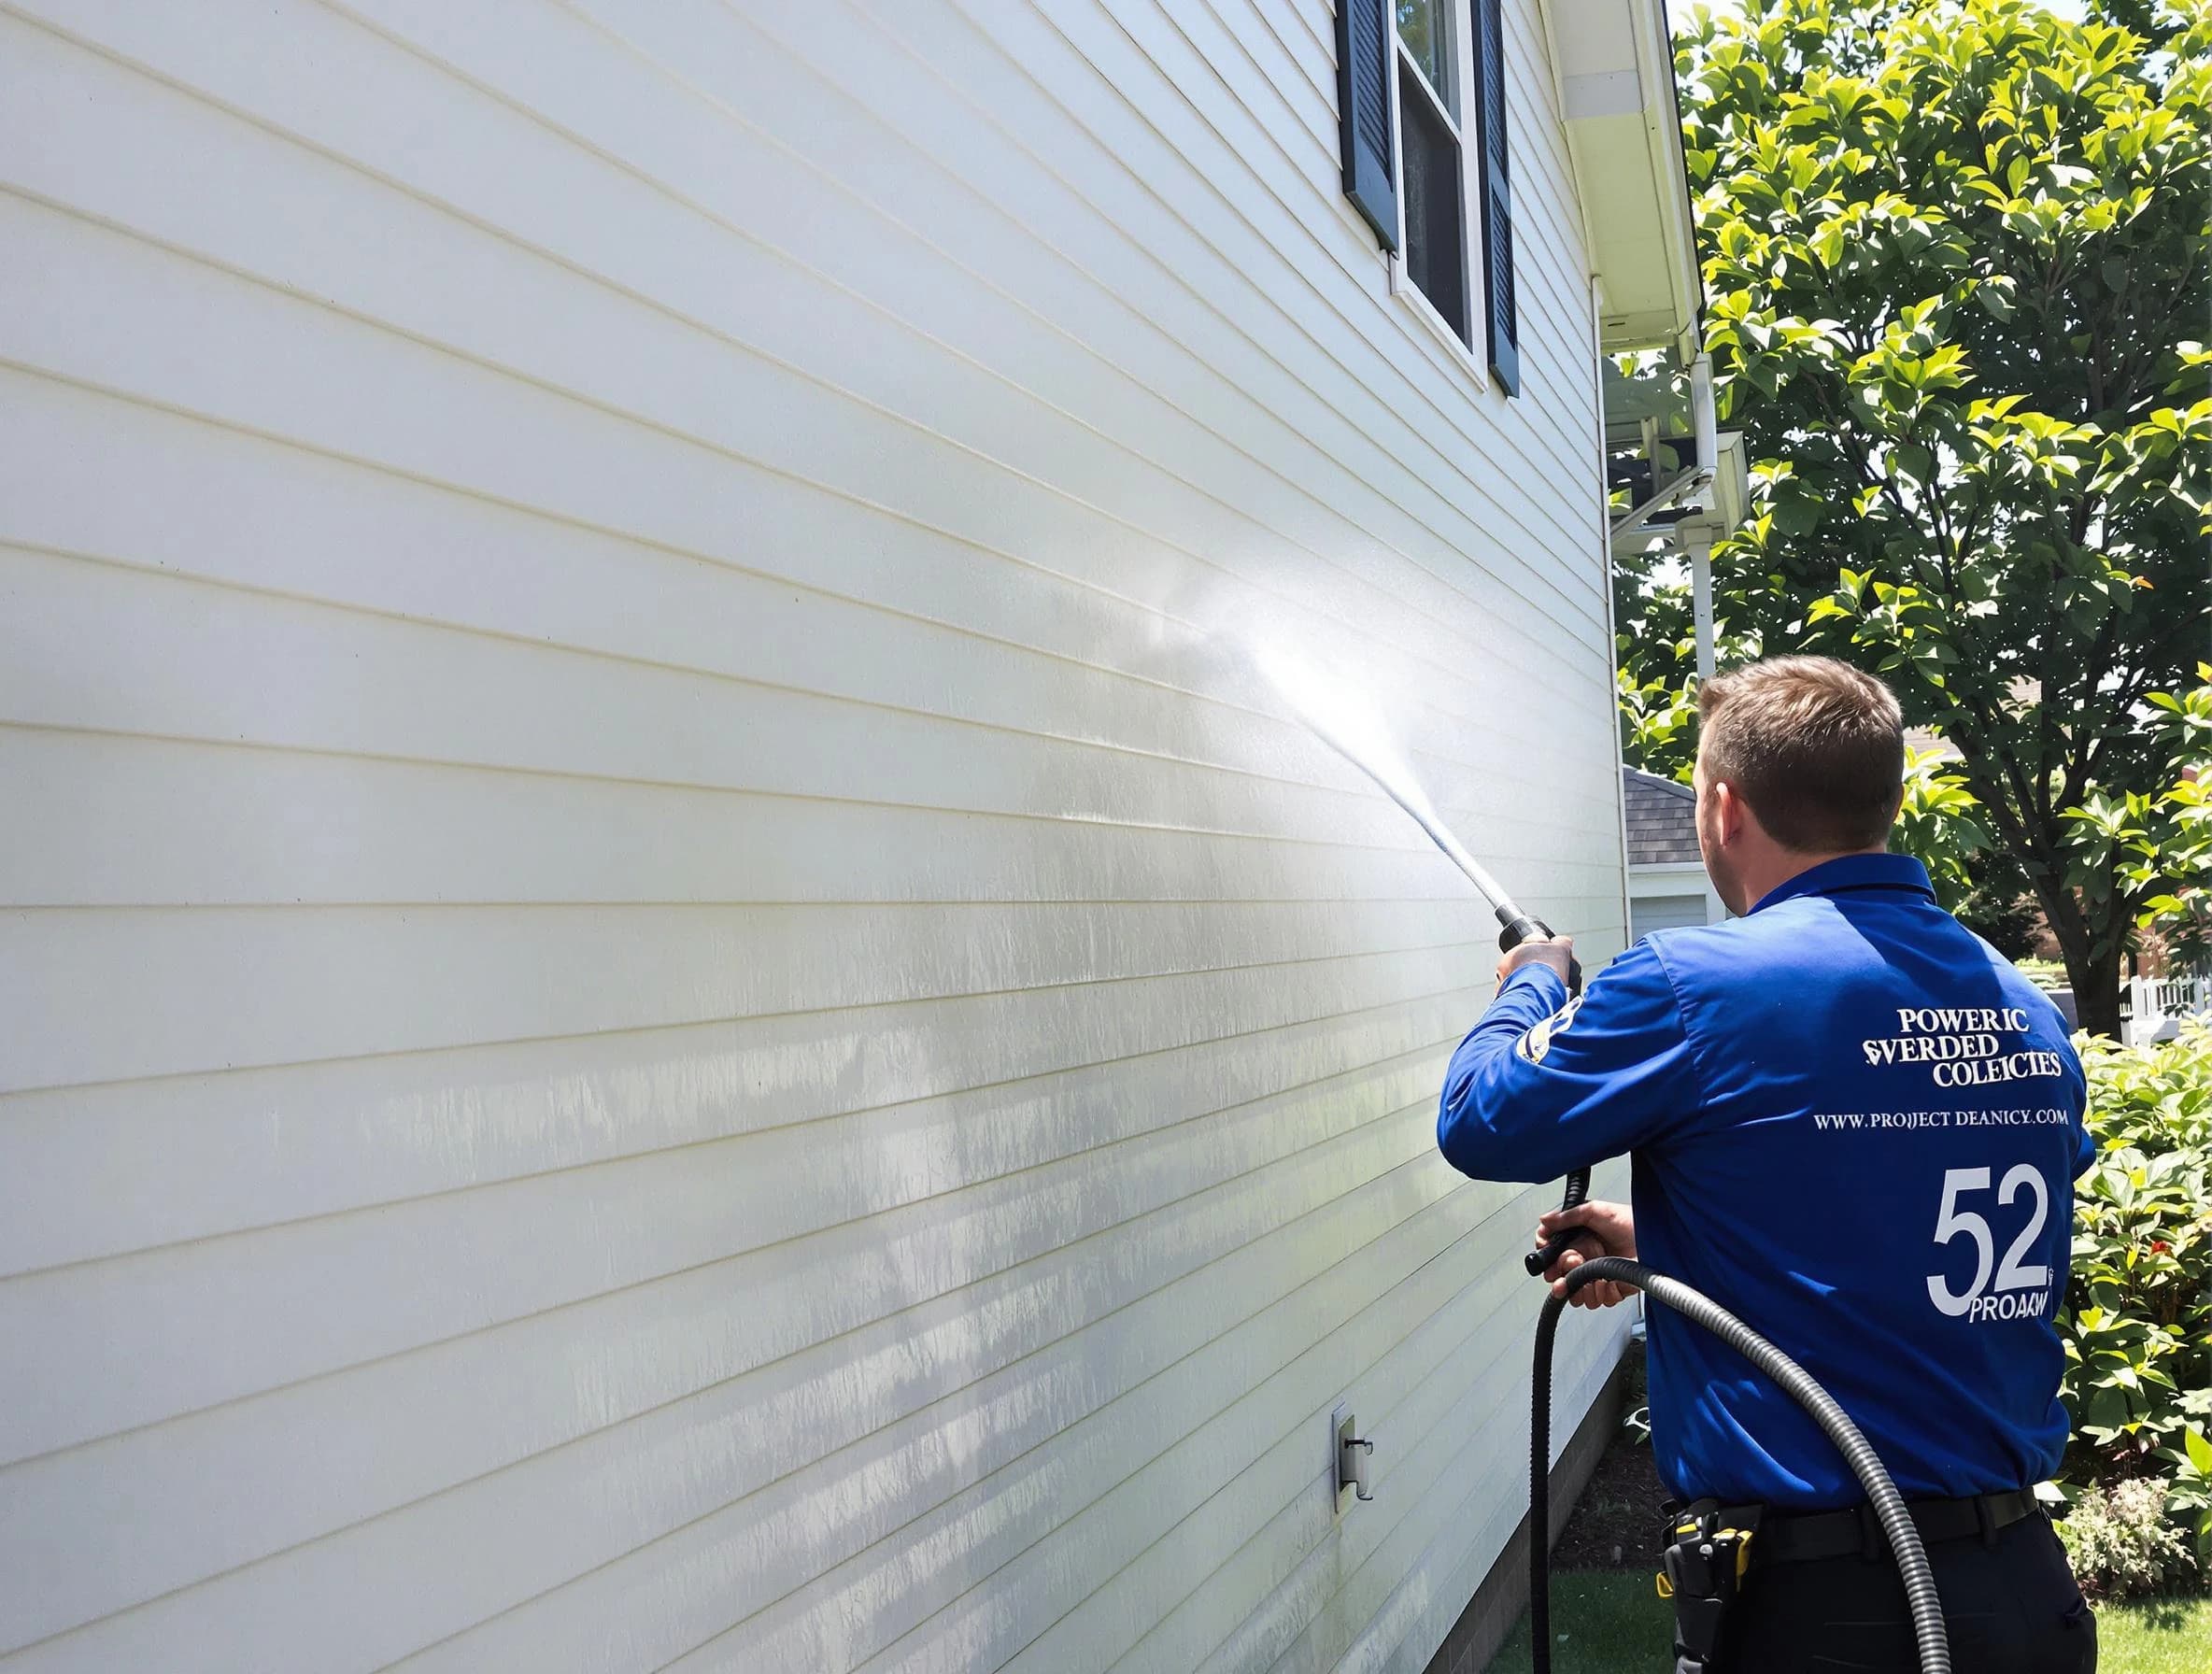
[1750,852,1937,915]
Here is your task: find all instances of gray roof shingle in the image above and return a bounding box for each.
[1623,766,1701,867]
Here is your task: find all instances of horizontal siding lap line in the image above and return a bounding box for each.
[379,1156,1496,1674]
[0,375,1297,748]
[435,1148,1495,1674]
[824,1172,1546,1674]
[1385,1335,1625,1674]
[4,9,1609,712]
[0,1056,1458,1473]
[0,376,1601,783]
[1193,1501,1338,1674]
[0,981,1480,1279]
[1,1128,1504,1666]
[535,0,1601,641]
[0,1124,1463,1652]
[0,566,1622,867]
[1,893,1624,1101]
[346,0,1614,682]
[0,10,1607,705]
[1012,0,1604,553]
[1139,0,1600,421]
[654,1148,1503,1674]
[0,754,1632,906]
[687,0,1606,643]
[0,1041,1460,1404]
[0,727,1631,889]
[0,939,1453,1122]
[0,930,1510,1103]
[1315,1321,1624,1674]
[1025,0,1606,524]
[0,178,1589,724]
[0,534,1619,819]
[0,887,1627,912]
[996,1212,1541,1674]
[1282,0,1337,65]
[882,0,1609,593]
[0,212,1602,745]
[605,0,1592,645]
[1209,0,1335,116]
[1135,1260,1555,1674]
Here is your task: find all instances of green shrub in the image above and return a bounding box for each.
[2056,1478,2200,1599]
[2059,1023,2212,1580]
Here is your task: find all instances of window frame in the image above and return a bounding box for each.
[1385,0,1490,387]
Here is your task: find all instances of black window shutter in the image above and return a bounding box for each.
[1473,0,1518,393]
[1334,0,1397,250]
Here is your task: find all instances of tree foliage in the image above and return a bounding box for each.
[1624,0,2212,1032]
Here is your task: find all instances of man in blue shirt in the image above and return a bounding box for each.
[1439,658,2095,1672]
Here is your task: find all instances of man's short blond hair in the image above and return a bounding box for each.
[1697,657,1906,853]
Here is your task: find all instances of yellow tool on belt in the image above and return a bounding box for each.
[1655,1504,1765,1673]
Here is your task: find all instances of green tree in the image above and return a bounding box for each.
[1624,0,2212,1033]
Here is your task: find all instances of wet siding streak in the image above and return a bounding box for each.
[0,0,1631,1668]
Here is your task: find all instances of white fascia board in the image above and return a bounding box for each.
[1548,0,1703,357]
[1629,860,1711,888]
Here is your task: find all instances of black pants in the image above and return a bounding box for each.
[1715,1511,2095,1671]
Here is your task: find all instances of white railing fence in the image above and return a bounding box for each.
[2125,968,2212,1045]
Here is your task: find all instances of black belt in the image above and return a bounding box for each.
[1753,1488,2039,1566]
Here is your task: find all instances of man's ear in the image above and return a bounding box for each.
[1710,779,1748,846]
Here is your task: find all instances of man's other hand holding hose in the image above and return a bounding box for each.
[1534,1200,1637,1310]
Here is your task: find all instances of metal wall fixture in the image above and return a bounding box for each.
[1336,1405,1375,1506]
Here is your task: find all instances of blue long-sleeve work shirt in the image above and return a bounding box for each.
[1439,854,2091,1511]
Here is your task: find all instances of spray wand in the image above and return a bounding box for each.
[1255,649,1587,1275]
[1315,745,1594,1274]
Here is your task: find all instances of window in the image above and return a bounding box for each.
[1335,0,1518,393]
[1394,2,1468,344]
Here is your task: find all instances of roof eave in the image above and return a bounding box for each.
[1549,0,1704,360]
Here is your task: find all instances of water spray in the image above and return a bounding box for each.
[1255,646,1587,1274]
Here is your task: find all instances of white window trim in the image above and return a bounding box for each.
[1386,1,1490,390]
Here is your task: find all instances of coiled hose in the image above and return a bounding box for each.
[1528,1256,1949,1674]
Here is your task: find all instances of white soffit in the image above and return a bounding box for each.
[1549,0,1703,356]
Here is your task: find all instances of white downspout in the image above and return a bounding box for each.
[1686,355,1718,683]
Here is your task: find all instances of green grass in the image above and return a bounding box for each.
[2101,1593,2212,1674]
[1485,1571,1670,1672]
[1485,1569,2210,1672]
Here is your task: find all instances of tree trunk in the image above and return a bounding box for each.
[2030,868,2125,1039]
[2069,943,2125,1040]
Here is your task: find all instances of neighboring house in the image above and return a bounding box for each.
[0,4,1697,1671]
[1624,767,1725,939]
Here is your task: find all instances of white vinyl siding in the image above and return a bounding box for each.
[0,2,1628,1670]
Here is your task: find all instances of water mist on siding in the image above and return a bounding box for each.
[1248,643,1514,915]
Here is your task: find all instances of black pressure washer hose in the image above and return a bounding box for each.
[1527,1256,1950,1674]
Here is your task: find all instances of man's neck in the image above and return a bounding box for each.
[1731,844,1891,915]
